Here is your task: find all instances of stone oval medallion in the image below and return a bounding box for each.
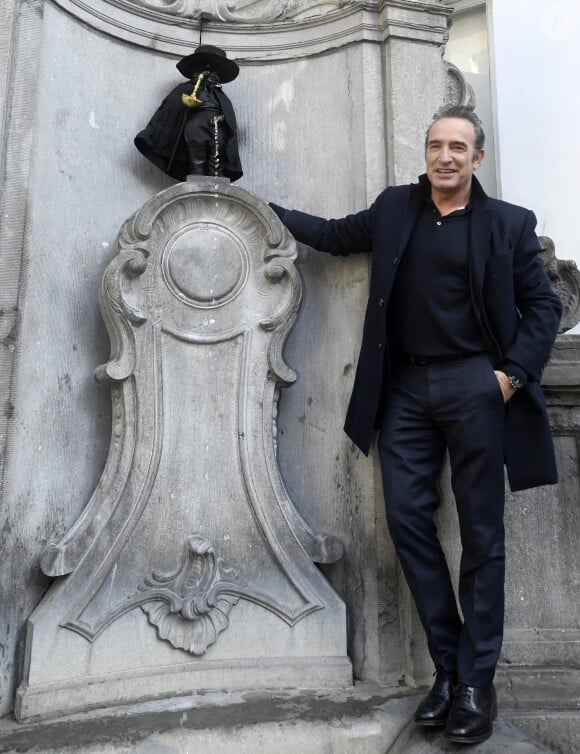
[163,223,248,308]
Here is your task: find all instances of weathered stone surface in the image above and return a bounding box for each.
[539,236,580,333]
[506,712,580,754]
[0,684,559,754]
[389,718,558,754]
[0,0,51,720]
[0,0,17,158]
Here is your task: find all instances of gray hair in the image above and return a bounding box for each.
[425,105,485,158]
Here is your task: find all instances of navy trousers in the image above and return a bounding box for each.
[378,353,507,687]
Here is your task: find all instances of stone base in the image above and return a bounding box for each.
[15,655,353,722]
[495,667,580,754]
[0,684,558,754]
[506,711,580,754]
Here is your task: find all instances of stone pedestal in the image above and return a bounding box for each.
[15,178,350,721]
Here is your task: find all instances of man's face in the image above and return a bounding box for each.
[425,117,484,197]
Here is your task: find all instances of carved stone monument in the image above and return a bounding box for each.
[15,178,350,721]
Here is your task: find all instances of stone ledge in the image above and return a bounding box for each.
[496,667,580,711]
[506,711,580,754]
[0,683,558,753]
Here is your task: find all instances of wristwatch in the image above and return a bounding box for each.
[507,373,524,390]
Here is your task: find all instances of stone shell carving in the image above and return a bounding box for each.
[139,535,239,655]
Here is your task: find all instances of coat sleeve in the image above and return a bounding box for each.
[269,192,387,256]
[501,210,562,383]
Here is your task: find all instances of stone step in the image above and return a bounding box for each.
[0,684,561,754]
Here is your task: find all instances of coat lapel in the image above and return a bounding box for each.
[468,176,493,295]
[398,180,425,257]
[391,174,494,297]
[468,176,502,359]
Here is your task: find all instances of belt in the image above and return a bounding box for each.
[400,352,482,366]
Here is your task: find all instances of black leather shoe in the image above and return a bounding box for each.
[414,670,456,727]
[445,683,497,744]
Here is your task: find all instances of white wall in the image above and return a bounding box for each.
[488,0,580,268]
[445,5,498,197]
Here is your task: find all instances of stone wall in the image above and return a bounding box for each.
[0,0,452,717]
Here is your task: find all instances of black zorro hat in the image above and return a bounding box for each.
[176,45,239,83]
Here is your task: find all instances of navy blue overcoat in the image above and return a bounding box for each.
[272,175,562,492]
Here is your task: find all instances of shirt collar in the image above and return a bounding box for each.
[419,174,472,216]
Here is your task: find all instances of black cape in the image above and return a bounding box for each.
[135,81,242,182]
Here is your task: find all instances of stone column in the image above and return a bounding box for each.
[0,0,48,718]
[382,2,450,185]
[0,0,17,155]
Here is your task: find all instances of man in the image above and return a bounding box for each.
[270,105,561,745]
[135,45,242,182]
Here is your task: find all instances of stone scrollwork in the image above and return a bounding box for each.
[127,0,349,22]
[445,61,476,109]
[139,535,239,655]
[539,236,580,333]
